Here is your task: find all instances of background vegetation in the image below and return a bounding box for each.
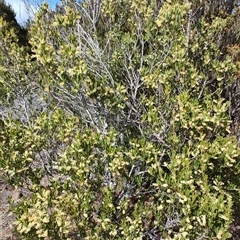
[0,0,240,239]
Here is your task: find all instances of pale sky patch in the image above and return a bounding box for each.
[5,0,59,25]
[5,0,33,25]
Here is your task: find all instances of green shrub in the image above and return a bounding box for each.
[0,0,239,239]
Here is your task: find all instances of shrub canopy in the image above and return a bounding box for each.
[0,0,240,239]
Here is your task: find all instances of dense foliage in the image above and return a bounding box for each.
[0,0,240,239]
